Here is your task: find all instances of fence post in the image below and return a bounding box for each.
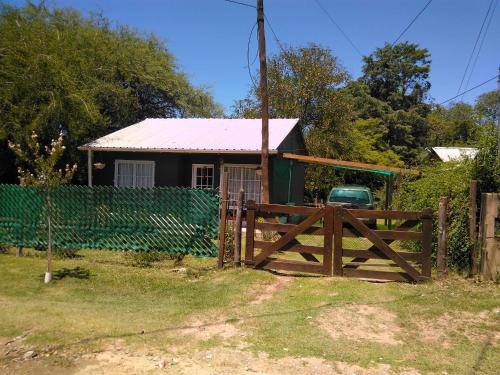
[233,189,244,267]
[217,173,229,269]
[421,207,433,279]
[437,196,449,278]
[244,200,256,265]
[469,180,479,277]
[333,206,343,276]
[479,193,500,281]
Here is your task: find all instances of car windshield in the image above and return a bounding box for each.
[328,189,370,204]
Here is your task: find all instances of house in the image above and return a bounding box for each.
[429,147,478,162]
[79,118,306,205]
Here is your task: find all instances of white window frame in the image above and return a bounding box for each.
[222,163,262,206]
[114,159,155,188]
[191,164,215,189]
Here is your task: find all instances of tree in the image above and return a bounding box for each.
[9,131,76,283]
[0,3,222,183]
[233,44,355,195]
[475,90,499,125]
[426,103,478,147]
[361,42,431,112]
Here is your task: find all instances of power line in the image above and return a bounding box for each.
[222,0,255,9]
[246,22,258,89]
[457,0,495,95]
[463,0,498,95]
[439,76,497,105]
[313,0,362,56]
[393,0,433,45]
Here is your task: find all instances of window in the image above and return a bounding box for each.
[223,165,261,206]
[114,160,155,188]
[192,164,214,189]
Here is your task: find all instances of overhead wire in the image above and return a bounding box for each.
[313,0,362,56]
[393,0,433,45]
[222,0,255,9]
[462,0,498,97]
[439,76,497,105]
[246,22,259,90]
[457,0,495,95]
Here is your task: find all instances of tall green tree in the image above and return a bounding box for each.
[361,42,431,111]
[233,44,354,194]
[0,2,222,183]
[426,103,478,147]
[475,90,499,125]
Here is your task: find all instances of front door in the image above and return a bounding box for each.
[223,165,262,207]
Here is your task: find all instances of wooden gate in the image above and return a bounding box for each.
[244,201,334,276]
[333,206,433,282]
[244,202,433,282]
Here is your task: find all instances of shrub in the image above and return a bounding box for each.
[394,161,472,270]
[224,222,235,264]
[124,250,178,267]
[54,248,80,258]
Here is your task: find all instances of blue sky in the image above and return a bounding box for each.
[7,0,500,113]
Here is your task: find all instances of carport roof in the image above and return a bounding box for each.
[282,153,421,176]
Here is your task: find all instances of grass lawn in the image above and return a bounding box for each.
[0,247,499,374]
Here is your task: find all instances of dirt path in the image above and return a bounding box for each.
[249,274,293,305]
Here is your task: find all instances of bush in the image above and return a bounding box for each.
[124,251,182,267]
[54,248,80,258]
[224,223,235,264]
[394,161,472,270]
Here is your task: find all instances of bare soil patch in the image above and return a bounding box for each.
[415,308,500,347]
[250,276,293,305]
[74,346,421,375]
[317,304,402,345]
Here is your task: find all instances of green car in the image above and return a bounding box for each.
[326,185,378,228]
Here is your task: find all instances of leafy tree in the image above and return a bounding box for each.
[233,44,355,195]
[361,42,431,111]
[475,90,499,125]
[9,130,76,283]
[426,103,478,147]
[0,2,222,183]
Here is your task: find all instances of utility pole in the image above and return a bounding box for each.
[257,0,270,203]
[497,66,500,155]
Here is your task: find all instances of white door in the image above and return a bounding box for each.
[223,165,262,206]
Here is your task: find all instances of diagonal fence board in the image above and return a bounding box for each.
[340,209,422,281]
[253,207,326,266]
[0,185,219,256]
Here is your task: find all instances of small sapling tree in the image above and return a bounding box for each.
[9,131,76,283]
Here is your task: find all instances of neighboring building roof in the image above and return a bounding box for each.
[430,147,479,162]
[80,118,299,154]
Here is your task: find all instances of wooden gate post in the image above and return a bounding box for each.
[333,206,343,276]
[421,207,433,279]
[469,180,479,276]
[233,188,244,267]
[217,173,229,268]
[323,205,334,276]
[479,193,500,281]
[244,200,256,265]
[437,197,449,278]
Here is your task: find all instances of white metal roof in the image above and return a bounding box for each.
[80,118,299,153]
[431,147,478,162]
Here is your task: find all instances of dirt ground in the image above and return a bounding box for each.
[1,274,499,375]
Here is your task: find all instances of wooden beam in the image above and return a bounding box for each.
[282,153,420,176]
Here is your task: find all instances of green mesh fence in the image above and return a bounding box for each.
[0,185,219,257]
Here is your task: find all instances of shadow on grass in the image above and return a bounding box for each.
[52,267,90,280]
